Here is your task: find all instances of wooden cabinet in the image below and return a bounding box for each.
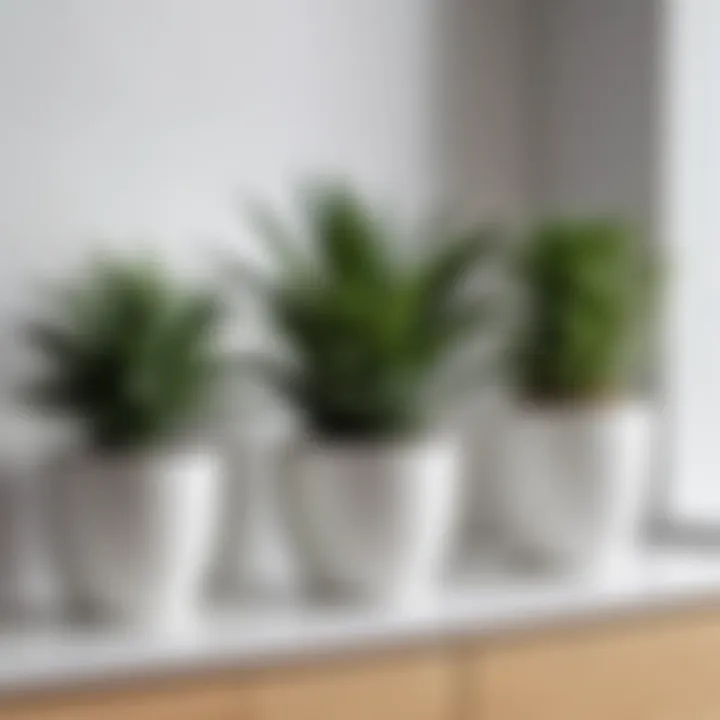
[0,673,255,720]
[3,609,720,720]
[474,610,720,720]
[253,648,457,720]
[0,648,457,720]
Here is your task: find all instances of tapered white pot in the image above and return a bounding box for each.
[504,402,653,572]
[282,436,460,604]
[67,448,221,627]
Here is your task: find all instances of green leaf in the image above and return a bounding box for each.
[420,226,499,306]
[306,184,392,287]
[230,182,500,439]
[513,218,660,401]
[245,201,311,277]
[25,259,227,451]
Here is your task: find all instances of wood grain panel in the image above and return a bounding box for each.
[0,672,254,720]
[253,647,458,720]
[474,609,720,720]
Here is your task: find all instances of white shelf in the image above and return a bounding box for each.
[2,549,720,695]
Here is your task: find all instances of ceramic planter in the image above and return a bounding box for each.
[504,402,653,572]
[282,436,460,604]
[66,448,221,628]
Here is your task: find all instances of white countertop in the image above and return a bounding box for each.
[2,549,720,696]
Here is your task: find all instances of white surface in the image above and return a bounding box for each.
[2,550,720,694]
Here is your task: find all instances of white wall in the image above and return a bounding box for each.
[663,0,720,521]
[0,0,442,288]
[0,0,531,391]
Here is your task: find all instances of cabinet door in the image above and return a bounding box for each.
[253,648,457,720]
[473,609,720,720]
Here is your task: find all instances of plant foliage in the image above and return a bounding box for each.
[233,183,498,439]
[513,218,658,402]
[26,259,225,451]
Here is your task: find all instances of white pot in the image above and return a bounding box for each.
[282,436,460,604]
[66,448,221,628]
[504,402,653,572]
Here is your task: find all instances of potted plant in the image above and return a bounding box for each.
[26,259,227,626]
[233,184,498,603]
[507,218,658,571]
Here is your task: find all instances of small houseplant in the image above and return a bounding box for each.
[507,218,658,570]
[233,183,498,602]
[26,258,226,625]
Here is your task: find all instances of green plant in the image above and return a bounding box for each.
[233,183,498,439]
[513,218,657,403]
[26,259,226,451]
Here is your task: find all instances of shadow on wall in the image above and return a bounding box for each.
[435,0,531,225]
[433,0,532,554]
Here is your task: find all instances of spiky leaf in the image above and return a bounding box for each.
[25,259,227,451]
[232,183,500,438]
